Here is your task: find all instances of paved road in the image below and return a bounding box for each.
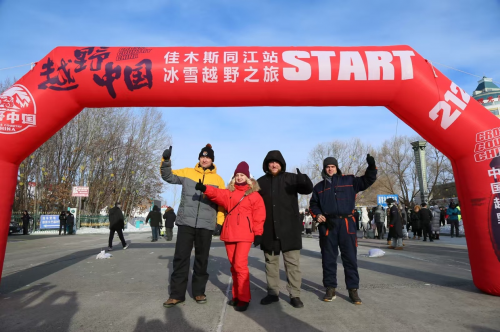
[0,231,499,332]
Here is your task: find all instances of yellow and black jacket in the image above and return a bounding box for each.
[161,161,226,230]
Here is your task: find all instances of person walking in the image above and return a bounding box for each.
[66,210,75,235]
[447,202,461,238]
[257,150,313,309]
[59,211,67,235]
[160,144,226,308]
[374,205,385,240]
[411,205,422,239]
[146,205,162,242]
[163,206,176,241]
[387,199,404,250]
[108,202,129,250]
[310,154,377,305]
[430,205,441,240]
[419,203,433,242]
[21,210,31,235]
[198,161,266,312]
[304,209,313,238]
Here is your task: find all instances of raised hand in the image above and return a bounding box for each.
[366,154,376,169]
[195,179,207,192]
[162,146,172,161]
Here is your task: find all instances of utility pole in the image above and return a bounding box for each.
[411,140,429,204]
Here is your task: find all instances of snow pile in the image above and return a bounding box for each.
[96,250,112,259]
[368,249,385,258]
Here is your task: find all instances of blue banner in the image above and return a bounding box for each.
[376,195,399,207]
[40,215,60,229]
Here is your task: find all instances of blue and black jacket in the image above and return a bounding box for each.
[309,167,377,219]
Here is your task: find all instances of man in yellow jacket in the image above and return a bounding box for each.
[160,144,226,308]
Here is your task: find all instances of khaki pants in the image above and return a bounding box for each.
[264,250,301,298]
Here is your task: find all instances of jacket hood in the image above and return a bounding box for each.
[152,205,160,212]
[195,163,218,174]
[375,205,384,213]
[263,150,286,173]
[228,178,261,195]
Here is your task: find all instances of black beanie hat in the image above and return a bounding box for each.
[199,143,214,161]
[323,157,339,170]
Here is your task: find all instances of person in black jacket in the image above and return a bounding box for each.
[387,199,404,250]
[21,210,31,235]
[108,202,129,250]
[353,209,360,231]
[65,211,75,235]
[418,203,434,242]
[163,206,176,241]
[310,155,377,305]
[411,205,422,239]
[146,205,162,242]
[257,150,313,309]
[59,211,67,235]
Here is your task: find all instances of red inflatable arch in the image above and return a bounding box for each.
[1,46,499,295]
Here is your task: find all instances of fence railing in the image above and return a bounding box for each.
[11,212,111,231]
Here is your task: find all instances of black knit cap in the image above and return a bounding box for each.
[323,157,339,169]
[199,143,214,161]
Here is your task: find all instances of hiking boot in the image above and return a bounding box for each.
[348,289,362,305]
[323,287,336,302]
[227,298,239,307]
[234,301,249,312]
[163,298,184,308]
[290,297,304,308]
[260,294,279,305]
[195,295,207,304]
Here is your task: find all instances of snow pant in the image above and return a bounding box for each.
[151,226,158,241]
[225,241,252,302]
[59,222,66,235]
[170,225,213,301]
[305,228,312,235]
[109,228,127,248]
[264,249,301,298]
[376,222,384,239]
[450,220,460,237]
[422,223,432,240]
[165,227,173,241]
[319,217,359,289]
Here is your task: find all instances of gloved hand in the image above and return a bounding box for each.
[162,146,172,161]
[253,235,262,247]
[195,179,207,192]
[296,168,302,174]
[366,154,376,169]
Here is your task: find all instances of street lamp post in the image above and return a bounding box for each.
[411,140,429,204]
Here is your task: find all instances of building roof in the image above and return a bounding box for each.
[474,77,500,95]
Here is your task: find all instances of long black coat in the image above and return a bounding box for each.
[388,205,403,238]
[146,206,162,227]
[257,150,313,253]
[410,210,421,230]
[418,208,433,225]
[109,206,125,230]
[163,207,176,228]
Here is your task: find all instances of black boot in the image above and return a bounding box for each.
[290,297,304,308]
[227,298,239,306]
[234,301,249,312]
[260,294,279,305]
[323,287,336,302]
[348,289,362,305]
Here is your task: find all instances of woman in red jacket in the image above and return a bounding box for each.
[195,161,265,312]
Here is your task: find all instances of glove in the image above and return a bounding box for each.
[253,235,262,247]
[195,179,207,192]
[162,146,172,161]
[366,154,376,169]
[296,168,302,175]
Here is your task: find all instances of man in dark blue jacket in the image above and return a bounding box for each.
[310,155,377,305]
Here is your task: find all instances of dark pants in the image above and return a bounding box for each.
[413,227,422,237]
[67,223,74,235]
[319,217,359,289]
[376,222,384,239]
[440,219,446,227]
[450,220,460,237]
[165,228,173,241]
[109,228,127,248]
[23,223,29,235]
[151,226,158,241]
[59,223,66,235]
[423,223,432,241]
[305,228,312,234]
[170,225,213,301]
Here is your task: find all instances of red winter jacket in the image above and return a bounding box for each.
[204,180,266,242]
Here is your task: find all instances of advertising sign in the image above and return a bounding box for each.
[376,194,399,207]
[72,186,89,197]
[40,215,60,229]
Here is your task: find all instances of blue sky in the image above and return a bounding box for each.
[1,0,500,208]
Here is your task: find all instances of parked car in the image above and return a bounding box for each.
[9,221,22,235]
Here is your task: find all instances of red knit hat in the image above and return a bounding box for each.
[234,161,250,178]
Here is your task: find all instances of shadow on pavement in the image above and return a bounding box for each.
[134,306,205,332]
[0,282,78,332]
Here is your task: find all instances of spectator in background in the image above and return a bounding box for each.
[304,209,313,238]
[419,203,433,242]
[353,208,360,231]
[66,210,75,236]
[447,202,461,238]
[439,207,446,227]
[411,205,422,239]
[374,205,385,240]
[146,205,162,242]
[430,205,441,240]
[59,211,67,235]
[21,210,31,235]
[163,206,176,241]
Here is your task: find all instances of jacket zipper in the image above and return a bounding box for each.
[195,173,206,228]
[247,216,253,233]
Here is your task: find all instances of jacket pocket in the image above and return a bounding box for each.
[247,217,253,233]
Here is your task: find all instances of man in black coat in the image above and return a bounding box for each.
[146,205,162,242]
[59,211,67,235]
[353,209,360,231]
[419,202,434,242]
[310,155,377,305]
[163,206,176,241]
[108,201,129,250]
[257,150,313,309]
[387,198,404,249]
[65,211,75,235]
